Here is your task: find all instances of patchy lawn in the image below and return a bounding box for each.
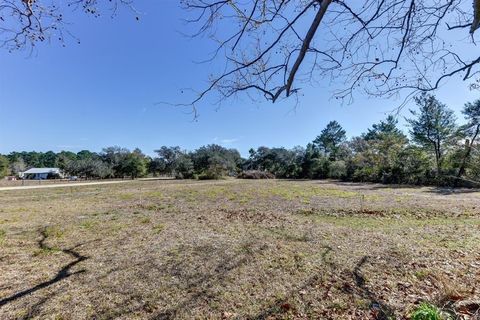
[0,179,479,319]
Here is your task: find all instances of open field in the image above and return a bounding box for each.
[0,179,479,319]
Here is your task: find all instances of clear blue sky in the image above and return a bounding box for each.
[0,1,477,157]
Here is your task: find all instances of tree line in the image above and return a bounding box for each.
[1,94,480,186]
[0,145,243,181]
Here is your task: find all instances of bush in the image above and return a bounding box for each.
[197,170,223,180]
[310,157,330,179]
[174,155,194,179]
[410,303,443,320]
[237,170,275,179]
[328,160,347,179]
[0,155,8,179]
[352,167,377,182]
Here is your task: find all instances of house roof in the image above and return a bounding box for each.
[23,168,60,174]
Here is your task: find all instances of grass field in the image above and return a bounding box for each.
[0,179,479,319]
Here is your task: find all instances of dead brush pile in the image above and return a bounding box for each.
[237,170,275,179]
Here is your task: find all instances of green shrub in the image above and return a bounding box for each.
[328,160,347,179]
[352,166,377,182]
[411,303,442,320]
[197,170,223,180]
[310,157,330,179]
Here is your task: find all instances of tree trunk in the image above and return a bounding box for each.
[457,124,480,178]
[471,0,480,34]
[434,141,441,175]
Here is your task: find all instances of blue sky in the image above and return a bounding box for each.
[0,1,478,157]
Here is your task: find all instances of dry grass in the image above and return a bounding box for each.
[0,179,479,319]
[0,179,99,188]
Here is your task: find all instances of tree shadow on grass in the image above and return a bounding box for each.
[18,289,62,320]
[249,251,397,320]
[326,180,480,194]
[0,228,90,308]
[326,180,423,191]
[151,249,251,320]
[353,256,395,320]
[83,240,263,319]
[425,187,480,195]
[247,246,333,320]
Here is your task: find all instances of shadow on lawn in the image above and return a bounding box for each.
[425,187,480,195]
[326,180,480,195]
[152,247,252,320]
[0,228,89,309]
[326,180,423,191]
[248,246,333,320]
[353,256,395,320]
[249,252,396,320]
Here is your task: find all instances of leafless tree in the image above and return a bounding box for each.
[181,0,480,108]
[0,0,136,52]
[3,1,480,110]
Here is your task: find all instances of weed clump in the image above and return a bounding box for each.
[411,303,444,320]
[296,208,317,215]
[140,217,151,224]
[44,226,64,238]
[153,224,165,233]
[80,221,96,230]
[0,229,5,243]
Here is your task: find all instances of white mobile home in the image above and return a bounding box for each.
[21,168,63,180]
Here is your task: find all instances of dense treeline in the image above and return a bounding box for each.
[241,95,480,186]
[0,144,243,180]
[1,94,480,186]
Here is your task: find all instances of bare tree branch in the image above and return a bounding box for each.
[0,0,136,52]
[181,0,480,109]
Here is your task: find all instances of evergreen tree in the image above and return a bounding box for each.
[0,155,9,178]
[407,94,457,175]
[314,121,347,160]
[457,99,480,177]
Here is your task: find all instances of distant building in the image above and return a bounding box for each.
[21,168,63,180]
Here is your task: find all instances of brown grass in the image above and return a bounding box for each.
[0,179,479,319]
